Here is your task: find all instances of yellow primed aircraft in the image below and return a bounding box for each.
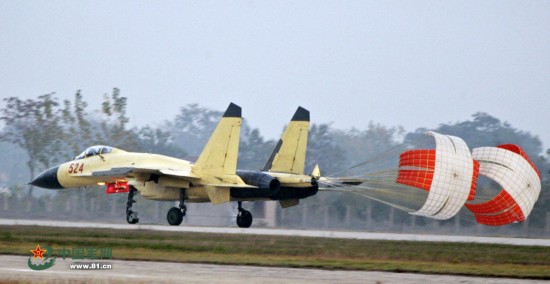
[30,103,320,228]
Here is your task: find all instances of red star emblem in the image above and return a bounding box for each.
[30,244,46,259]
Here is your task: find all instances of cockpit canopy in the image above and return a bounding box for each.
[74,145,113,160]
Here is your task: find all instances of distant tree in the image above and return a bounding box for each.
[0,89,141,196]
[169,104,224,156]
[327,123,405,223]
[138,126,187,158]
[405,112,543,160]
[168,104,273,166]
[60,90,94,158]
[238,126,275,170]
[95,88,140,151]
[305,123,346,175]
[332,122,405,170]
[0,94,65,196]
[0,142,31,187]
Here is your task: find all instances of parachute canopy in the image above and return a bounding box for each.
[397,132,476,220]
[320,132,542,227]
[464,144,542,226]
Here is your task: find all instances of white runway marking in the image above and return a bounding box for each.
[1,218,549,246]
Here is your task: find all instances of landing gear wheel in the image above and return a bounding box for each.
[167,207,184,226]
[236,209,253,228]
[236,201,253,228]
[166,189,187,226]
[126,210,139,224]
[126,186,139,224]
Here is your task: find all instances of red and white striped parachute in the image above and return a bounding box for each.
[464,144,541,226]
[397,132,477,220]
[321,131,542,226]
[394,132,541,226]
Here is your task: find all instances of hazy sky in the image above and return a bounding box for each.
[1,1,549,149]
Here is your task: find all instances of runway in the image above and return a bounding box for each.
[1,218,549,246]
[0,255,546,284]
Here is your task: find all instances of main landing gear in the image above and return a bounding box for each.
[236,201,253,228]
[167,189,187,226]
[125,186,253,228]
[126,186,139,224]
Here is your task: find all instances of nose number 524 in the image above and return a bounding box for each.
[68,163,84,174]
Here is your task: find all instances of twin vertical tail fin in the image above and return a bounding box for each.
[262,106,310,174]
[262,107,312,209]
[194,103,242,177]
[193,104,312,207]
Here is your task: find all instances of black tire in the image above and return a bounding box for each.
[126,211,139,224]
[167,207,184,226]
[236,210,253,228]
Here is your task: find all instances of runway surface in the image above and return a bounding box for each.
[1,218,549,246]
[0,255,546,284]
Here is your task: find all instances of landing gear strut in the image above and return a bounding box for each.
[126,186,139,224]
[167,189,187,226]
[236,201,253,228]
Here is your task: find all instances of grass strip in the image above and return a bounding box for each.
[1,225,549,279]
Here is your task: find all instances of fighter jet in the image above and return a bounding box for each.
[30,103,320,228]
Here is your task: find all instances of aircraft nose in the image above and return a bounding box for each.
[29,166,63,189]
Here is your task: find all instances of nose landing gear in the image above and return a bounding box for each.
[126,186,139,224]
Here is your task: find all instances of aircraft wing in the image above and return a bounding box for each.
[207,183,256,188]
[90,167,253,187]
[91,167,201,181]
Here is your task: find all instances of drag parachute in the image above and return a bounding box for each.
[320,132,542,226]
[396,132,476,220]
[464,144,542,226]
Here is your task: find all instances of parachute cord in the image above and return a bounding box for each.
[326,136,434,178]
[321,182,478,224]
[349,191,416,213]
[319,181,427,205]
[324,152,394,177]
